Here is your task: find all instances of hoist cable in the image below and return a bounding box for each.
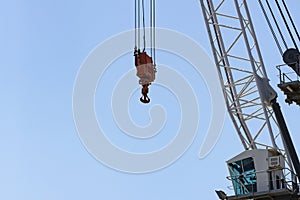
[135,0,156,67]
[138,0,141,49]
[258,0,283,55]
[281,0,300,43]
[265,0,288,50]
[150,0,153,58]
[153,0,156,66]
[135,0,137,49]
[149,0,156,67]
[142,0,146,51]
[274,0,298,50]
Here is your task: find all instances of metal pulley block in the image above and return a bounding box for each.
[283,48,300,76]
[134,50,156,103]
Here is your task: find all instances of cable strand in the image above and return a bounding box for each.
[135,0,137,49]
[281,0,300,43]
[150,0,153,58]
[258,0,283,55]
[265,0,288,50]
[142,0,146,51]
[153,0,156,67]
[138,0,141,49]
[275,0,298,50]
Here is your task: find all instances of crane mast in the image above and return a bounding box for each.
[200,0,278,152]
[199,0,300,199]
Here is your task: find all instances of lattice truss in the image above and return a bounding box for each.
[200,0,286,153]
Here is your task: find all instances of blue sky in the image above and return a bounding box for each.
[1,0,300,199]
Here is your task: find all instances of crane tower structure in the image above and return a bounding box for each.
[199,0,300,199]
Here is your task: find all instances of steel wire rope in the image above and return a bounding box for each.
[135,0,138,49]
[153,0,156,68]
[142,0,146,51]
[275,0,298,50]
[265,0,288,50]
[150,0,153,58]
[258,0,283,55]
[281,0,300,43]
[138,0,141,49]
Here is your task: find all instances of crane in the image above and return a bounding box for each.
[199,0,300,199]
[134,0,156,104]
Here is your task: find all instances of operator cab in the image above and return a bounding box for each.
[225,149,298,199]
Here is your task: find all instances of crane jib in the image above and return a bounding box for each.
[199,0,300,199]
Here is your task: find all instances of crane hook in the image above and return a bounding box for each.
[140,84,150,103]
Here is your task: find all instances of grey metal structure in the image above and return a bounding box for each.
[277,64,300,106]
[200,0,278,153]
[199,0,300,199]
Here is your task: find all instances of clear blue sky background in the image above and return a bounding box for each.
[1,0,299,199]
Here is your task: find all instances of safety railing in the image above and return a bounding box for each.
[277,64,300,84]
[226,167,298,196]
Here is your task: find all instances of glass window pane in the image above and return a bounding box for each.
[229,157,257,195]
